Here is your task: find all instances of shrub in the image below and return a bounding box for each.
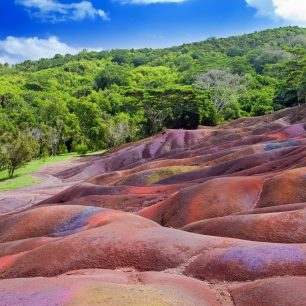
[6,133,39,178]
[75,144,88,156]
[58,144,68,155]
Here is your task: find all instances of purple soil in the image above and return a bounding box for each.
[1,104,306,304]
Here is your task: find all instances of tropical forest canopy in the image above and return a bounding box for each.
[0,26,305,164]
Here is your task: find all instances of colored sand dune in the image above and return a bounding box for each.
[1,104,306,305]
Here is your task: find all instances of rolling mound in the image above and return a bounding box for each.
[0,270,221,306]
[1,104,306,305]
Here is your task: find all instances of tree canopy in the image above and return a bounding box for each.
[0,26,305,171]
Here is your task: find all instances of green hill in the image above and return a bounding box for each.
[0,26,305,157]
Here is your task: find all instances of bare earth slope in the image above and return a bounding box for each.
[0,155,102,215]
[1,104,306,305]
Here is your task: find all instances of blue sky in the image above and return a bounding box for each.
[0,0,305,64]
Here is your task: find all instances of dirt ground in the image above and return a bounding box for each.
[0,156,90,215]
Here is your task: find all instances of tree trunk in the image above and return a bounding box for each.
[8,167,15,179]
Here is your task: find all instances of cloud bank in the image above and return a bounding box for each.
[16,0,109,22]
[246,0,306,25]
[0,36,85,64]
[117,0,186,4]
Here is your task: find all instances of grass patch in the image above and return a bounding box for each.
[0,153,78,191]
[84,150,107,156]
[0,150,107,191]
[145,166,200,184]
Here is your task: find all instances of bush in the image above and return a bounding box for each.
[41,148,49,161]
[75,144,88,156]
[200,103,219,126]
[222,103,241,121]
[251,104,274,116]
[58,144,68,155]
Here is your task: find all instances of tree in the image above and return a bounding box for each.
[199,102,218,126]
[74,101,106,149]
[238,82,276,116]
[141,86,203,132]
[143,99,171,134]
[298,68,306,104]
[0,113,17,172]
[106,113,138,147]
[229,56,255,75]
[95,64,130,90]
[275,70,303,107]
[5,133,39,178]
[196,69,248,112]
[110,49,131,65]
[0,26,305,157]
[247,46,292,73]
[174,55,193,72]
[131,53,150,67]
[132,66,177,89]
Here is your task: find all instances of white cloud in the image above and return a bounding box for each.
[0,36,86,64]
[245,0,275,17]
[246,0,306,25]
[16,0,109,22]
[118,0,186,4]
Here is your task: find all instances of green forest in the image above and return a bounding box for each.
[0,26,305,176]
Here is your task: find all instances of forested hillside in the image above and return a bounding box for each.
[0,26,305,163]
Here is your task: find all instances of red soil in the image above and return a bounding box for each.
[230,277,306,306]
[1,104,306,305]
